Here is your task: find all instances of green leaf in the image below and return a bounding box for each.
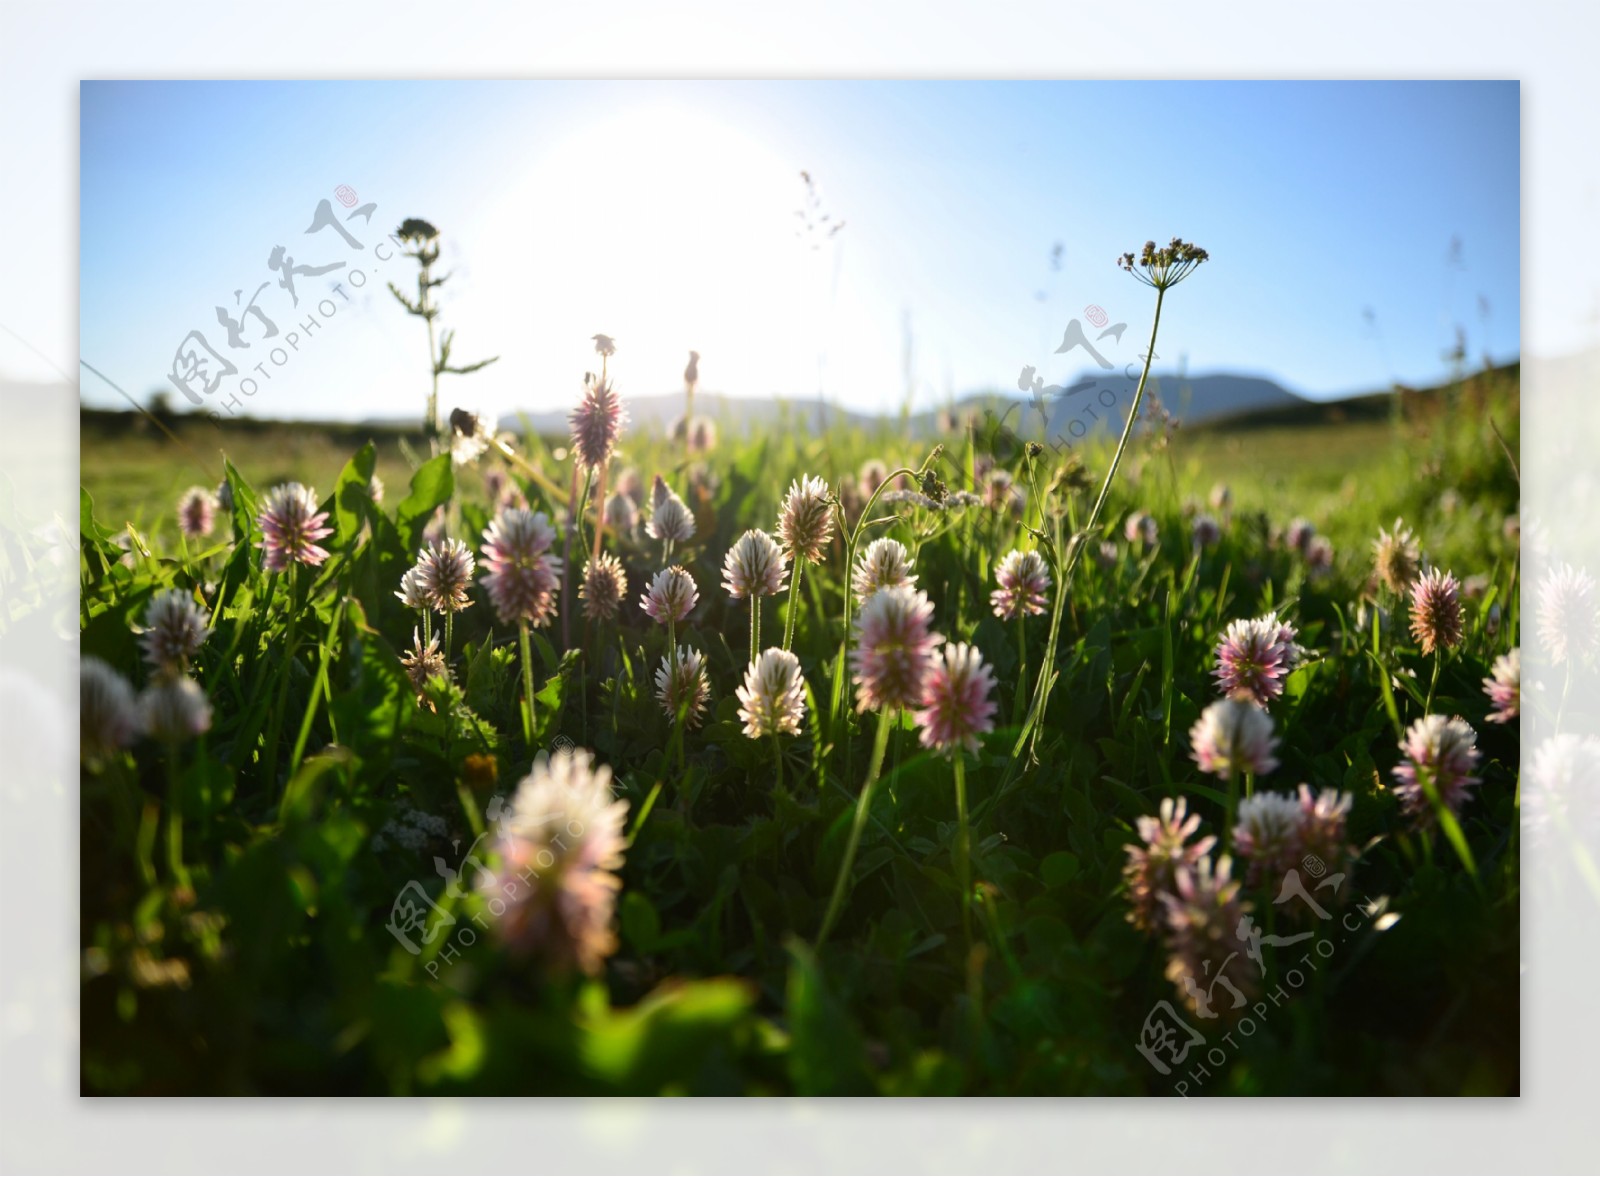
[1040,850,1080,888]
[333,441,377,551]
[784,938,873,1095]
[396,454,454,549]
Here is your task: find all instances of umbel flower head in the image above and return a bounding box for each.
[400,627,448,709]
[912,642,998,756]
[414,538,477,615]
[81,656,140,765]
[1483,648,1520,724]
[480,509,561,627]
[569,374,627,470]
[1160,855,1256,1018]
[1190,698,1279,778]
[1232,791,1304,886]
[655,645,710,729]
[1537,562,1598,666]
[1372,517,1421,594]
[482,747,628,976]
[851,584,941,712]
[1117,237,1210,290]
[139,675,212,744]
[580,552,627,621]
[776,475,835,563]
[256,482,333,573]
[736,647,806,738]
[723,529,788,600]
[640,565,698,625]
[991,548,1051,619]
[1393,714,1481,826]
[853,537,916,603]
[176,485,218,539]
[139,588,211,675]
[1212,613,1300,706]
[1122,796,1215,934]
[1408,567,1463,654]
[645,477,695,545]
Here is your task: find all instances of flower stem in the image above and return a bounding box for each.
[1425,648,1442,715]
[164,740,189,889]
[263,563,299,793]
[816,708,894,947]
[518,619,536,746]
[782,556,806,652]
[1224,764,1240,853]
[954,752,973,948]
[750,596,760,665]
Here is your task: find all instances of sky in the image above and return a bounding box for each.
[71,80,1520,422]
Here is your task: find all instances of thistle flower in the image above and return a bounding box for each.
[139,588,211,675]
[1524,734,1600,845]
[256,482,333,573]
[776,475,835,563]
[1372,518,1421,594]
[1284,517,1315,555]
[1408,567,1463,654]
[569,375,627,470]
[139,675,212,743]
[1392,714,1481,825]
[1537,562,1598,665]
[81,656,140,764]
[990,549,1051,620]
[400,627,447,708]
[736,647,806,738]
[1212,613,1300,706]
[580,552,627,622]
[415,538,477,615]
[395,564,429,611]
[449,407,496,466]
[655,645,710,728]
[1190,698,1279,778]
[645,479,695,545]
[912,642,998,756]
[176,486,218,539]
[1124,510,1158,548]
[1483,648,1519,724]
[1232,791,1304,886]
[480,509,561,627]
[853,537,916,603]
[850,585,941,712]
[1160,855,1255,1018]
[482,747,628,976]
[1191,514,1221,549]
[640,565,698,625]
[603,491,639,534]
[723,529,788,600]
[1117,237,1211,289]
[1122,796,1216,933]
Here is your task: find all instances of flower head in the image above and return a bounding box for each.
[415,538,477,615]
[139,588,211,675]
[1232,791,1304,886]
[853,537,916,603]
[1191,514,1221,549]
[480,509,560,626]
[1190,698,1279,778]
[1123,796,1216,933]
[776,475,835,563]
[449,408,497,466]
[1160,855,1256,1017]
[1372,518,1421,594]
[736,648,806,738]
[850,585,941,712]
[1305,535,1334,578]
[723,529,788,600]
[1408,567,1463,654]
[1392,714,1481,826]
[1537,562,1598,665]
[139,675,212,743]
[1124,510,1158,548]
[81,656,140,764]
[176,486,218,539]
[858,459,890,497]
[1294,784,1355,886]
[603,491,639,534]
[990,549,1051,619]
[640,565,698,625]
[1483,648,1519,723]
[645,477,695,545]
[912,642,998,756]
[570,375,627,470]
[1209,483,1232,512]
[1212,613,1300,706]
[1284,517,1315,555]
[580,552,627,622]
[482,747,628,976]
[1117,237,1211,289]
[655,646,710,729]
[256,482,333,573]
[395,564,429,611]
[400,627,448,709]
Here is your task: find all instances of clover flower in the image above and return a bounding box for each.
[776,475,835,563]
[414,538,477,615]
[1284,517,1315,555]
[256,482,333,573]
[1392,714,1481,826]
[1190,698,1279,778]
[858,459,890,497]
[580,552,627,622]
[990,549,1051,619]
[1294,784,1355,886]
[1524,734,1600,846]
[1212,613,1300,706]
[723,529,788,600]
[912,642,998,756]
[1232,791,1304,886]
[736,647,806,738]
[603,491,639,534]
[1409,567,1463,655]
[80,656,140,764]
[1372,517,1421,594]
[1160,855,1255,1018]
[1124,510,1158,548]
[1305,535,1334,578]
[1537,562,1598,665]
[480,509,561,627]
[139,588,211,675]
[850,585,940,712]
[400,627,448,709]
[1483,648,1519,724]
[139,675,212,743]
[1122,796,1216,934]
[655,645,710,728]
[640,565,698,625]
[395,564,429,611]
[852,537,916,603]
[176,486,218,539]
[645,477,695,545]
[570,375,627,470]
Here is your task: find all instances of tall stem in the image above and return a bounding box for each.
[1425,648,1442,715]
[816,708,894,947]
[749,597,760,665]
[165,741,188,888]
[954,753,972,948]
[518,619,536,746]
[782,556,806,652]
[1224,764,1240,853]
[264,563,298,793]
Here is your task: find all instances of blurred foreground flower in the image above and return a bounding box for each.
[1190,698,1279,778]
[1372,517,1421,594]
[1537,562,1597,665]
[1482,648,1519,723]
[1392,714,1481,826]
[139,588,211,675]
[1123,796,1215,933]
[139,676,212,743]
[1161,855,1256,1018]
[81,656,140,764]
[851,585,940,712]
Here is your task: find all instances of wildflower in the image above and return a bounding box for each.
[176,486,218,539]
[990,549,1051,619]
[449,408,496,466]
[1372,518,1421,594]
[984,469,1023,515]
[645,478,695,545]
[1160,855,1255,1017]
[640,565,698,625]
[736,648,806,738]
[1482,649,1519,723]
[482,747,628,976]
[1524,734,1600,845]
[858,459,889,497]
[1408,567,1463,654]
[776,475,835,563]
[1191,513,1221,549]
[1392,714,1481,825]
[580,552,627,622]
[400,627,448,708]
[256,482,333,573]
[1124,510,1158,548]
[1117,237,1211,289]
[81,656,140,764]
[1190,698,1279,778]
[395,564,429,611]
[1212,613,1300,706]
[671,414,717,454]
[1122,796,1215,933]
[1232,791,1304,885]
[1305,535,1334,578]
[851,585,941,712]
[603,491,639,534]
[1537,562,1598,665]
[1284,517,1315,555]
[570,375,627,470]
[139,675,212,743]
[913,642,998,756]
[480,509,561,627]
[617,467,645,505]
[655,645,710,728]
[592,333,617,358]
[853,537,916,603]
[139,588,211,675]
[723,529,788,600]
[1295,784,1355,884]
[1096,541,1120,569]
[415,538,477,615]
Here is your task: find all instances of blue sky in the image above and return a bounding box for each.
[78,80,1519,421]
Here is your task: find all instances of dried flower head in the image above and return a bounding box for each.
[1408,567,1463,654]
[1123,796,1216,933]
[912,642,998,756]
[570,375,627,470]
[176,486,218,539]
[81,656,140,764]
[1117,237,1210,289]
[1160,855,1255,1018]
[776,475,835,563]
[139,675,212,744]
[480,509,561,627]
[1483,648,1519,724]
[1372,518,1421,594]
[990,549,1051,619]
[851,585,941,712]
[640,565,698,625]
[1190,698,1279,778]
[853,537,917,603]
[256,482,333,573]
[1393,714,1481,826]
[655,646,710,729]
[1537,562,1598,665]
[139,588,211,675]
[415,538,477,615]
[580,552,627,622]
[723,529,788,600]
[736,647,806,738]
[400,627,448,709]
